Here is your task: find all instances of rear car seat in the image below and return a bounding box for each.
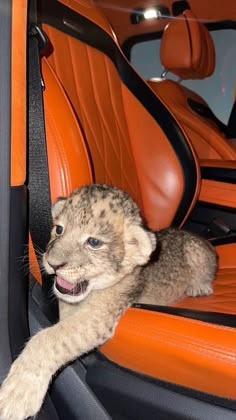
[31,0,236,408]
[148,9,236,160]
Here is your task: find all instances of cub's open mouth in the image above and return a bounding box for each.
[55,276,89,296]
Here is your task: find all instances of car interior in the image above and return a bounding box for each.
[0,0,236,418]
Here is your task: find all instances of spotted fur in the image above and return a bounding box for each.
[0,184,217,420]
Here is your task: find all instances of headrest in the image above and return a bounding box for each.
[160,10,215,80]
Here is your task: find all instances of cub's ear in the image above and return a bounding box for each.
[51,197,67,219]
[124,222,156,267]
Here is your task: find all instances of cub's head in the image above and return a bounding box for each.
[43,184,156,303]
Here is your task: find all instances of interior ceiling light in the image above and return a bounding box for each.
[131,5,170,24]
[143,8,159,19]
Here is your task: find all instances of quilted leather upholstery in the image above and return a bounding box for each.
[44,25,142,208]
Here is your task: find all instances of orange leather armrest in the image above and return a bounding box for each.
[199,179,236,207]
[200,159,236,169]
[200,160,236,207]
[216,242,236,269]
[99,308,236,399]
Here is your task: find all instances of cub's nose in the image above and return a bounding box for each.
[47,261,66,272]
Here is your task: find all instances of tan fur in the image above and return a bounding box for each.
[0,184,217,420]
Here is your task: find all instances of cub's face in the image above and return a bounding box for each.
[43,185,156,304]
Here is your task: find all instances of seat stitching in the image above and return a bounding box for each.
[68,38,110,182]
[104,55,138,193]
[116,322,236,357]
[110,331,236,364]
[85,45,115,183]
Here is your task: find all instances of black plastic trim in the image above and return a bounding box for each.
[172,0,190,16]
[201,166,236,184]
[211,234,236,246]
[132,303,236,327]
[206,20,236,31]
[87,357,236,418]
[193,200,236,215]
[184,200,236,237]
[0,0,13,380]
[8,186,29,360]
[38,0,198,228]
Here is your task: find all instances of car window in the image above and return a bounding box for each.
[130,29,236,125]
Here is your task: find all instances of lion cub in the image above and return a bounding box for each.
[0,184,217,420]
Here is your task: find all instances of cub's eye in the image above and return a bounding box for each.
[86,237,103,249]
[55,225,64,236]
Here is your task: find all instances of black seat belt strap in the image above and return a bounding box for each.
[28,19,59,322]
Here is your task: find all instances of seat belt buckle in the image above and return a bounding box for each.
[28,24,49,57]
[28,24,49,90]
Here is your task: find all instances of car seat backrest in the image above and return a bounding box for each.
[148,9,236,160]
[38,0,200,231]
[148,78,236,160]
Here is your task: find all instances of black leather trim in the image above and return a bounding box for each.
[188,99,227,133]
[38,0,198,227]
[211,234,236,246]
[201,166,236,184]
[132,304,236,327]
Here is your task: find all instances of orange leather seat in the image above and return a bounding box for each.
[35,0,236,403]
[148,9,236,160]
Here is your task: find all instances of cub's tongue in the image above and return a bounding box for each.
[56,276,75,291]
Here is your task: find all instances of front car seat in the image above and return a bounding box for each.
[38,0,201,232]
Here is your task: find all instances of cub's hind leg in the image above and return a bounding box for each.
[184,235,217,298]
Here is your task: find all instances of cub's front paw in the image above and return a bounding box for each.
[0,361,49,420]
